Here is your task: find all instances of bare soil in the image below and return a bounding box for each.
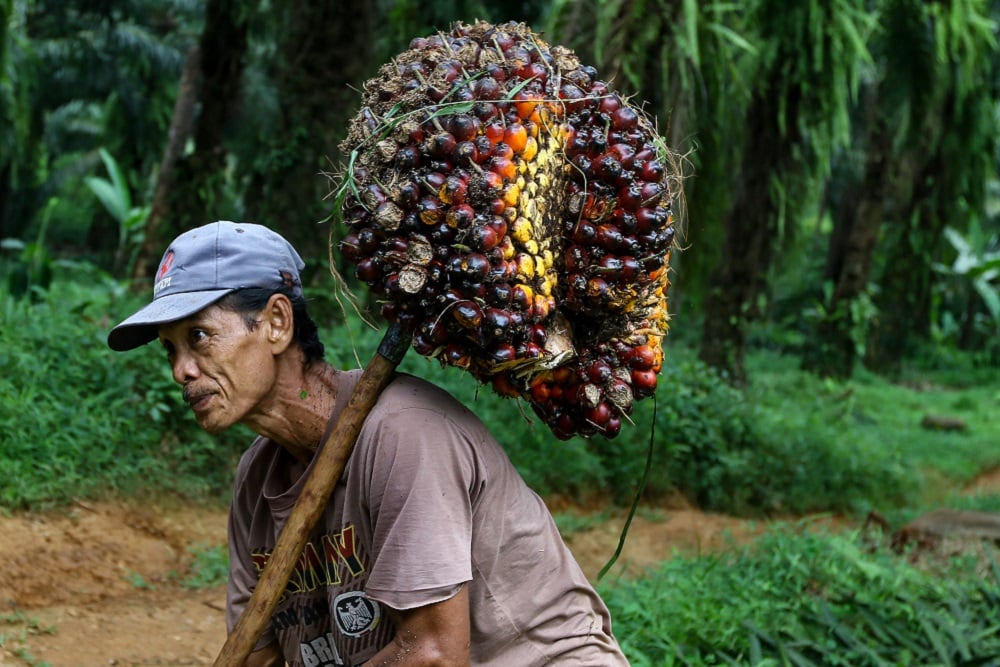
[2,467,997,667]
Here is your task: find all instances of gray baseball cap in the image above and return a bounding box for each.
[108,221,305,351]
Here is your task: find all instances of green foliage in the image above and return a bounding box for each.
[603,527,1000,666]
[84,147,150,274]
[0,264,246,509]
[182,543,229,589]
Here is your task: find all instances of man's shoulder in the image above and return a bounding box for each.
[234,434,277,483]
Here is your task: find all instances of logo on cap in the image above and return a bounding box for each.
[154,251,175,296]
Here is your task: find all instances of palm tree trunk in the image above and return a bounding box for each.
[802,88,887,378]
[131,45,203,283]
[242,0,376,264]
[699,76,798,385]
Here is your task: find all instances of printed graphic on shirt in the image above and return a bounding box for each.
[299,632,348,667]
[251,523,389,665]
[251,524,366,600]
[333,591,381,637]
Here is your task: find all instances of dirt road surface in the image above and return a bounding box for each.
[2,466,996,667]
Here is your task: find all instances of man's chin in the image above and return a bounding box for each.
[194,412,233,435]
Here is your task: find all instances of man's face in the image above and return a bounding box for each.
[158,304,275,433]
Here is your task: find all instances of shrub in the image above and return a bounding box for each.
[0,262,245,509]
[602,526,1000,666]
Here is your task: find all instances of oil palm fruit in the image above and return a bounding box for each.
[333,20,677,440]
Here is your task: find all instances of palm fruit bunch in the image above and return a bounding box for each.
[334,20,676,440]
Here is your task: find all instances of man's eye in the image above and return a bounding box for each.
[190,329,209,345]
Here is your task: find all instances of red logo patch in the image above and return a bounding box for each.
[157,251,175,281]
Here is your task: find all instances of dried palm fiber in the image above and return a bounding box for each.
[332,20,677,440]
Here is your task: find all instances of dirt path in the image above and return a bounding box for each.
[2,467,996,667]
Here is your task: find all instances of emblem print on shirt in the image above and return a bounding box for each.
[333,591,381,637]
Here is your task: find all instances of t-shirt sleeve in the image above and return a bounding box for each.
[225,446,278,650]
[359,405,479,611]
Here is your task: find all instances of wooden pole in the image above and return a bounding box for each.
[213,323,410,667]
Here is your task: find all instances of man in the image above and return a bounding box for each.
[109,221,630,667]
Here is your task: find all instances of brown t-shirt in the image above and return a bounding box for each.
[226,370,629,666]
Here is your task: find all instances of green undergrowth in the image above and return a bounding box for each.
[2,266,999,515]
[601,525,1000,666]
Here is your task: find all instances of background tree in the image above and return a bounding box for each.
[864,0,998,374]
[699,0,872,385]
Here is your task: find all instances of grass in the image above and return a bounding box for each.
[3,265,1000,666]
[601,524,1000,666]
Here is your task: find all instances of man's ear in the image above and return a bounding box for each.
[262,293,295,354]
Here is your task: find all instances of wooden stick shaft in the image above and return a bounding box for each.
[214,323,410,667]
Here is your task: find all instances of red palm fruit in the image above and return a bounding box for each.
[395,145,421,169]
[439,175,468,205]
[490,156,517,182]
[486,215,508,238]
[453,140,479,166]
[586,359,613,383]
[599,94,620,116]
[529,323,547,346]
[611,106,640,131]
[469,224,500,251]
[505,44,531,66]
[492,372,520,398]
[449,114,479,141]
[640,181,664,204]
[380,302,398,321]
[417,197,442,225]
[554,413,576,440]
[634,206,665,233]
[609,143,637,170]
[603,416,622,438]
[504,123,528,154]
[483,308,513,340]
[453,301,483,330]
[485,59,508,80]
[631,369,658,398]
[489,342,517,363]
[529,380,551,403]
[511,284,533,310]
[513,90,540,120]
[483,120,505,144]
[516,61,548,83]
[398,180,421,207]
[488,282,512,304]
[586,277,611,303]
[596,224,624,252]
[355,257,381,284]
[619,182,644,212]
[473,135,493,158]
[357,227,379,254]
[475,76,502,100]
[585,402,612,427]
[517,341,543,358]
[462,253,491,281]
[558,82,586,113]
[594,154,623,182]
[491,142,514,160]
[339,233,361,262]
[571,220,597,244]
[641,159,665,182]
[626,344,657,369]
[445,203,475,229]
[444,343,472,369]
[481,170,504,194]
[422,171,447,194]
[428,132,457,158]
[411,332,437,356]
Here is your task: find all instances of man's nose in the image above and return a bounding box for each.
[171,350,200,384]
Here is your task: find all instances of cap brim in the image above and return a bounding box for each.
[107,289,234,351]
